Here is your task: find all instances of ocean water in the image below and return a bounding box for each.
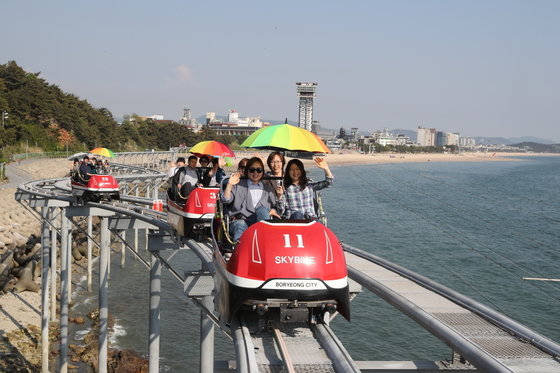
[71,156,560,371]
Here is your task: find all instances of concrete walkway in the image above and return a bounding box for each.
[0,160,36,189]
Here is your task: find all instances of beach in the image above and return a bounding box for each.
[0,151,556,370]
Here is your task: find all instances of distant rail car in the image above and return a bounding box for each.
[212,215,350,324]
[167,186,219,238]
[71,174,120,203]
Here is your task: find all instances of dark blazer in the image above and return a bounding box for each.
[221,179,277,219]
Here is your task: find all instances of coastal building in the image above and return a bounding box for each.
[417,126,437,146]
[178,107,200,128]
[325,138,342,150]
[227,110,239,124]
[372,129,398,146]
[296,82,318,132]
[447,132,460,146]
[208,109,264,129]
[208,125,261,136]
[460,137,476,147]
[436,131,460,146]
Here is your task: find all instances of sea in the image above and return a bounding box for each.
[70,155,560,371]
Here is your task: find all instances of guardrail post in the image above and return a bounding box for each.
[59,210,69,373]
[67,219,72,304]
[87,215,93,292]
[41,207,51,373]
[134,185,139,255]
[50,214,57,320]
[149,252,161,373]
[200,295,214,373]
[120,230,126,268]
[99,217,110,373]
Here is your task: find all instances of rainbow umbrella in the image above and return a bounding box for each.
[89,147,115,158]
[240,124,331,153]
[190,140,235,158]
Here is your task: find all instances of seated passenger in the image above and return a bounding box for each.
[168,157,185,178]
[78,156,95,182]
[96,160,105,174]
[176,155,199,201]
[197,155,211,185]
[102,160,111,174]
[265,151,285,179]
[200,157,226,187]
[167,157,185,200]
[278,157,333,220]
[265,151,285,195]
[220,158,248,191]
[221,157,280,242]
[90,157,99,174]
[70,158,80,178]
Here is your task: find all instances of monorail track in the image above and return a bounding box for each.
[232,313,360,373]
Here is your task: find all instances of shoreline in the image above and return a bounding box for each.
[226,151,560,169]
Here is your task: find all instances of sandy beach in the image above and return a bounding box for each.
[0,151,557,369]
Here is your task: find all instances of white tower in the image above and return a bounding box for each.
[296,82,318,132]
[183,107,192,121]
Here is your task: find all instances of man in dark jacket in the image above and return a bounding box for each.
[79,156,95,182]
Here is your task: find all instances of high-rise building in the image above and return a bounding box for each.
[296,82,318,132]
[227,109,239,123]
[417,126,437,146]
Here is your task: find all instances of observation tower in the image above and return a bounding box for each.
[296,82,318,132]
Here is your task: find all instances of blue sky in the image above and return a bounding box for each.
[3,1,559,141]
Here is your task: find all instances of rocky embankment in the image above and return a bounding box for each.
[1,159,148,372]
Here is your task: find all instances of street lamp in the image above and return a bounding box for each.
[1,111,7,127]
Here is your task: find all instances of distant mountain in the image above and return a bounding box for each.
[510,142,560,153]
[474,136,556,145]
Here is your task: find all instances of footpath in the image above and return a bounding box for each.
[0,160,36,189]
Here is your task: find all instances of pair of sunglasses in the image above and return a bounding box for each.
[248,167,263,174]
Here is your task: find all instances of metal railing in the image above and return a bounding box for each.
[11,151,73,161]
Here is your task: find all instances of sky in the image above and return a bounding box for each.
[2,1,560,142]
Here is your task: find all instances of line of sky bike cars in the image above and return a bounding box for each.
[166,152,350,325]
[70,155,120,203]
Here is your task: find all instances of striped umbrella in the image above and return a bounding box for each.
[190,140,235,158]
[240,124,331,153]
[89,147,115,158]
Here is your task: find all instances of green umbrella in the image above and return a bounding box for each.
[240,124,330,153]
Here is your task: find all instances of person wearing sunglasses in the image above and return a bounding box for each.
[221,157,280,241]
[278,157,333,220]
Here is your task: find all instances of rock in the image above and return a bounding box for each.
[13,261,40,293]
[33,260,41,280]
[0,234,16,250]
[11,232,28,247]
[108,349,148,373]
[72,246,83,261]
[77,244,88,257]
[70,317,85,324]
[0,251,14,291]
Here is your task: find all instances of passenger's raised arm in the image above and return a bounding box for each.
[314,157,333,179]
